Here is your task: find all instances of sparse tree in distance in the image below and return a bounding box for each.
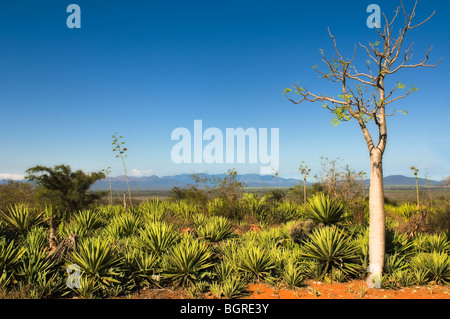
[112,133,132,208]
[298,161,311,204]
[284,1,441,287]
[411,166,420,208]
[445,177,450,187]
[102,166,113,205]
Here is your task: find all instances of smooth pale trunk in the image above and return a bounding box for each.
[367,150,385,288]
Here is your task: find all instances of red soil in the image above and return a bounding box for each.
[245,279,450,299]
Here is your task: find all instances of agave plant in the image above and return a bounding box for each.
[171,200,199,219]
[59,209,104,239]
[135,221,180,255]
[18,245,56,286]
[70,237,123,286]
[213,259,236,282]
[24,226,48,251]
[72,276,102,299]
[220,275,248,298]
[104,212,142,238]
[396,202,419,221]
[384,253,407,275]
[281,260,305,288]
[163,236,215,287]
[0,204,43,233]
[124,248,160,288]
[0,238,23,287]
[276,201,301,221]
[140,199,167,222]
[425,233,450,253]
[385,229,414,257]
[196,216,236,243]
[27,271,67,299]
[236,244,275,281]
[410,251,450,285]
[301,226,360,277]
[305,193,346,225]
[242,193,268,217]
[72,210,105,231]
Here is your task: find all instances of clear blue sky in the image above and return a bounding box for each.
[0,0,448,181]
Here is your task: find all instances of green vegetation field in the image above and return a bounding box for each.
[0,173,449,299]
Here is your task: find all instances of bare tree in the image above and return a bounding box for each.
[444,177,450,187]
[284,1,441,287]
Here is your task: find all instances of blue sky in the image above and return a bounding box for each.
[0,0,448,181]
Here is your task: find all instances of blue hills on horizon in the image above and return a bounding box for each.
[90,173,444,190]
[1,173,443,190]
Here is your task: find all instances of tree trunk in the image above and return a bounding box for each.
[48,215,58,254]
[303,178,307,204]
[367,149,385,288]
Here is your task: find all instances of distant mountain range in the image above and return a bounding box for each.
[91,173,301,190]
[89,173,444,190]
[1,174,443,190]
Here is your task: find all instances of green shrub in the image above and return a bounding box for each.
[220,275,248,298]
[385,229,414,257]
[281,261,305,288]
[384,253,407,275]
[0,204,43,234]
[196,216,236,243]
[236,245,275,281]
[163,236,215,287]
[0,238,23,287]
[276,201,301,222]
[124,248,160,288]
[18,245,56,289]
[305,193,346,225]
[104,212,142,238]
[425,233,450,253]
[135,221,180,255]
[70,237,123,286]
[59,209,104,239]
[301,226,360,277]
[213,259,236,282]
[288,219,318,244]
[410,251,450,285]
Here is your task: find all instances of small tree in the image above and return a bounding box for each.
[25,164,105,214]
[283,1,441,287]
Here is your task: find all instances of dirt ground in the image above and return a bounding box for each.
[245,279,450,299]
[127,279,450,300]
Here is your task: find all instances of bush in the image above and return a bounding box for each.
[281,261,305,288]
[0,205,44,234]
[236,244,275,281]
[301,226,360,278]
[305,193,346,226]
[135,221,180,255]
[162,236,215,287]
[70,237,123,286]
[288,219,318,244]
[196,216,236,243]
[212,275,248,298]
[410,251,450,285]
[0,238,23,288]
